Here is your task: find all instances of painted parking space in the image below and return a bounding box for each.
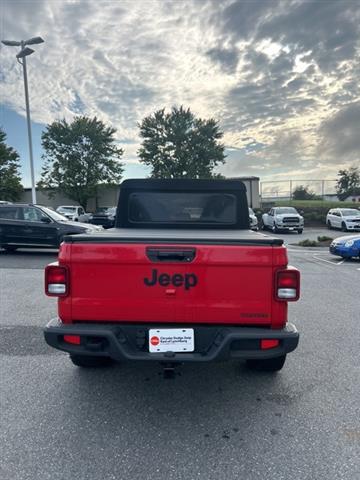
[288,247,360,271]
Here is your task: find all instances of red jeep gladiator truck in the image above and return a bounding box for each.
[44,179,300,373]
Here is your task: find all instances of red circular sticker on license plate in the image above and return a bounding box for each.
[150,336,160,346]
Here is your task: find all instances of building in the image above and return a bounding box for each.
[19,176,260,211]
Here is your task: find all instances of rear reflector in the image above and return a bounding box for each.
[276,268,300,301]
[261,339,279,350]
[64,335,81,345]
[45,264,69,297]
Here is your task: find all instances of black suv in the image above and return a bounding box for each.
[0,204,103,252]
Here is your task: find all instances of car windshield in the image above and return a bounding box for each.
[275,208,298,214]
[341,209,360,217]
[58,207,76,212]
[95,207,113,214]
[41,206,69,222]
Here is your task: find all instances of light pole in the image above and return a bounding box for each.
[1,36,44,204]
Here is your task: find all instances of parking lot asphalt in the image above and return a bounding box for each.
[0,230,359,480]
[259,226,358,244]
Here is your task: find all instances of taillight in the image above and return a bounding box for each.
[275,268,300,301]
[45,264,69,296]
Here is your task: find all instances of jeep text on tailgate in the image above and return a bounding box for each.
[44,179,300,373]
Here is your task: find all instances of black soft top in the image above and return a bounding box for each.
[120,178,247,192]
[116,178,249,230]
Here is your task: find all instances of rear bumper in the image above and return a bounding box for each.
[276,224,302,230]
[89,218,115,228]
[44,319,299,362]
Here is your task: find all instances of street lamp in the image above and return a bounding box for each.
[1,36,44,204]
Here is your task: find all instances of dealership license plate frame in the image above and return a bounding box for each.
[149,328,195,353]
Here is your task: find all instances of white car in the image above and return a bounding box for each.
[326,208,360,232]
[249,208,258,230]
[262,207,304,234]
[56,205,89,222]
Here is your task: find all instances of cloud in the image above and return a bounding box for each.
[0,0,360,180]
[318,102,360,162]
[206,47,239,73]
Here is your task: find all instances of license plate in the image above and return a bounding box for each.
[149,329,194,353]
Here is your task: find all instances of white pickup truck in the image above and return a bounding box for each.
[262,207,304,234]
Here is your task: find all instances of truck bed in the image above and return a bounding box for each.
[64,228,283,246]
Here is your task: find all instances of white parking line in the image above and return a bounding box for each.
[312,254,344,266]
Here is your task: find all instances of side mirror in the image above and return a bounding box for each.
[41,216,51,223]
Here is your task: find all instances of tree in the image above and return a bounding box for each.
[292,185,316,200]
[39,116,124,209]
[336,166,360,201]
[0,128,23,201]
[138,106,225,179]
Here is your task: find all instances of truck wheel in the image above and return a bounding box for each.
[272,225,279,234]
[341,222,347,232]
[246,355,286,372]
[297,229,303,234]
[327,220,332,229]
[70,354,114,368]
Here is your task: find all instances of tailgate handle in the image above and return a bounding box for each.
[146,248,196,263]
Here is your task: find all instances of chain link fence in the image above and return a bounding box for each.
[260,179,338,203]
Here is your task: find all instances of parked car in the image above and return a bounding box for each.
[89,206,117,229]
[0,200,12,204]
[329,235,360,259]
[249,207,258,230]
[56,205,90,222]
[0,204,103,252]
[262,207,304,234]
[326,208,360,232]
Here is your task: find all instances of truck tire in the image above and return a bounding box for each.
[70,354,114,368]
[272,225,279,234]
[297,229,303,234]
[341,222,347,232]
[246,355,286,372]
[327,220,332,229]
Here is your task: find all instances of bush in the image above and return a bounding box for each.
[298,239,318,247]
[297,236,334,247]
[317,236,333,242]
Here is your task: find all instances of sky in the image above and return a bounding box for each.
[1,0,360,194]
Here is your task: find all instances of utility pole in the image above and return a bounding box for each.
[2,36,44,204]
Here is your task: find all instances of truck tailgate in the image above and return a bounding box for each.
[60,232,287,326]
